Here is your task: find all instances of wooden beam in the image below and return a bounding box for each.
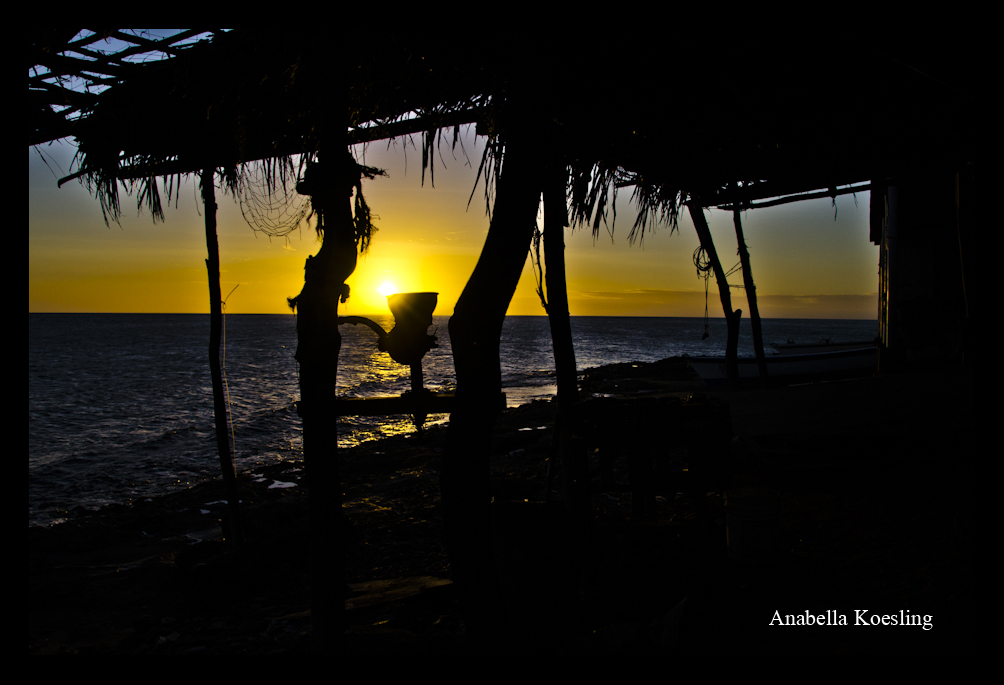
[56,108,485,184]
[348,108,482,145]
[711,182,872,210]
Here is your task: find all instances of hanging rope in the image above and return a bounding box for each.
[693,250,746,338]
[694,246,712,339]
[221,284,240,471]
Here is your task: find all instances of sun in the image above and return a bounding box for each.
[377,281,397,297]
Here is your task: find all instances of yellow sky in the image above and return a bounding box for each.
[29,130,879,318]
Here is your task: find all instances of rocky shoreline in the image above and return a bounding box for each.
[29,358,974,654]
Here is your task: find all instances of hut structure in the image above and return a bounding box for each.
[30,30,977,650]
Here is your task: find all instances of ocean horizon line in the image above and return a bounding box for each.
[29,311,879,322]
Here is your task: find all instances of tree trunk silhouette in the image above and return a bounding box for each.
[441,136,542,643]
[688,203,742,385]
[292,155,358,654]
[200,169,245,552]
[734,208,768,381]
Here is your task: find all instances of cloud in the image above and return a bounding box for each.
[756,294,877,319]
[577,288,701,300]
[562,289,878,318]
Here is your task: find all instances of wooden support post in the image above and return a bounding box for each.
[543,165,577,408]
[688,203,742,386]
[200,169,245,552]
[734,209,768,382]
[543,159,591,622]
[542,162,589,530]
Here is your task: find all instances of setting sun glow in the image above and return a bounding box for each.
[29,125,879,319]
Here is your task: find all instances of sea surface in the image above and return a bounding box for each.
[28,313,876,526]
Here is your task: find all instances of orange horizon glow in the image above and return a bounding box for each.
[29,133,880,320]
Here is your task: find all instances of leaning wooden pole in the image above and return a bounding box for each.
[688,202,742,385]
[733,209,768,381]
[200,169,246,552]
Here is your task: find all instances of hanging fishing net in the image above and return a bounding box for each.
[235,157,312,238]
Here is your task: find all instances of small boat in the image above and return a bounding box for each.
[688,344,877,387]
[770,339,877,356]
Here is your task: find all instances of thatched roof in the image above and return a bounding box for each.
[30,30,981,235]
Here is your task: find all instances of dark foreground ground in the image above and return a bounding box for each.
[29,358,974,654]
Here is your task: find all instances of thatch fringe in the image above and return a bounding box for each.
[626,176,683,243]
[566,162,683,245]
[75,149,245,227]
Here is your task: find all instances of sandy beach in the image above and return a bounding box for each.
[28,358,974,654]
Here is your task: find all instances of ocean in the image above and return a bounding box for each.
[28,313,876,526]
